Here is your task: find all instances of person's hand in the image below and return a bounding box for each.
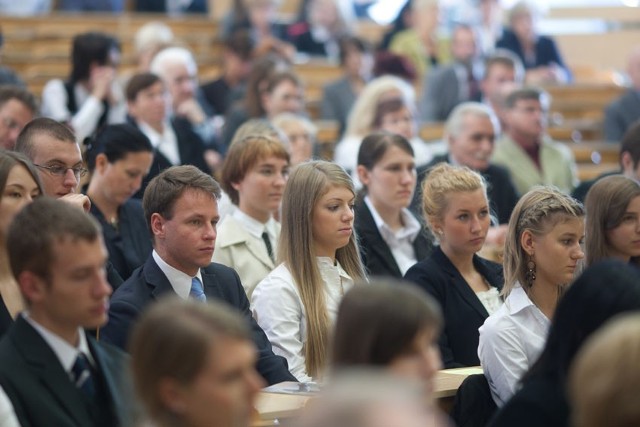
[90,66,115,101]
[60,193,91,213]
[525,66,556,85]
[175,98,206,125]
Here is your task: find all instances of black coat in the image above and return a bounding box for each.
[354,199,433,278]
[0,317,133,427]
[404,246,504,368]
[100,256,296,385]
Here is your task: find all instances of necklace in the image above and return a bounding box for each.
[108,216,119,230]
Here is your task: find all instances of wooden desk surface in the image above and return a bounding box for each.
[254,367,483,424]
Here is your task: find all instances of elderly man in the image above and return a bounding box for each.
[492,87,577,195]
[604,46,640,143]
[412,102,519,226]
[0,86,37,150]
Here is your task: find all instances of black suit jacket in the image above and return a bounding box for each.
[0,316,133,427]
[128,116,210,199]
[355,199,433,278]
[101,256,296,385]
[404,246,504,368]
[496,29,568,72]
[411,155,520,225]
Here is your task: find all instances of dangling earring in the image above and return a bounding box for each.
[525,255,536,288]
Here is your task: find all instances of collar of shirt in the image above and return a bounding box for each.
[22,312,94,372]
[153,250,203,300]
[232,209,277,241]
[364,196,421,244]
[506,285,550,323]
[317,257,353,284]
[138,120,180,165]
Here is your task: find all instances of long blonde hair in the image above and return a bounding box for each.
[279,161,366,377]
[503,186,584,297]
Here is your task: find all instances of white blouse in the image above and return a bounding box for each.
[251,258,354,382]
[478,284,550,407]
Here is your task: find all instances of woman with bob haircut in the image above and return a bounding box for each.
[489,260,640,427]
[355,132,433,278]
[0,150,42,336]
[405,163,503,368]
[332,280,443,390]
[479,186,585,406]
[584,175,640,267]
[213,134,290,298]
[85,124,154,280]
[252,160,366,382]
[130,298,265,427]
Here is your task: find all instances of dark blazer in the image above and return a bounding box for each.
[101,256,296,385]
[355,198,433,278]
[201,77,232,117]
[0,297,11,338]
[90,198,152,282]
[411,155,520,225]
[129,116,210,199]
[603,90,640,143]
[488,376,568,427]
[0,316,133,427]
[496,29,568,73]
[135,0,206,12]
[404,246,504,368]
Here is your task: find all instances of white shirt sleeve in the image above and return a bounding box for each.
[478,314,529,407]
[251,268,313,383]
[0,386,21,427]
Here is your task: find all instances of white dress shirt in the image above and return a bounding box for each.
[364,196,421,275]
[478,284,550,407]
[0,385,20,427]
[153,250,203,299]
[138,121,181,166]
[40,79,126,143]
[251,258,354,382]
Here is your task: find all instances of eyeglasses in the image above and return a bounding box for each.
[34,164,88,179]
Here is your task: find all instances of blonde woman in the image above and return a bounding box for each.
[479,186,585,406]
[251,161,366,381]
[404,163,503,369]
[334,75,432,186]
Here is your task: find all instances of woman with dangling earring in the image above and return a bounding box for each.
[478,186,585,407]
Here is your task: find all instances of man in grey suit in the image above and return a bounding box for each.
[420,24,482,123]
[604,46,640,143]
[320,36,372,134]
[0,198,133,427]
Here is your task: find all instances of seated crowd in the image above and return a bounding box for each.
[0,1,640,427]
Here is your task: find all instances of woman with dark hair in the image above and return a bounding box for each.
[355,132,432,278]
[41,31,126,142]
[85,124,154,281]
[333,280,442,390]
[584,175,640,267]
[0,150,42,336]
[488,260,640,427]
[405,163,503,368]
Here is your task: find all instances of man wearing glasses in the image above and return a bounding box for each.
[15,117,91,212]
[0,86,37,150]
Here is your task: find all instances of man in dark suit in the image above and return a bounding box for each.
[0,198,134,427]
[100,165,296,385]
[411,102,519,242]
[419,24,482,123]
[603,46,640,143]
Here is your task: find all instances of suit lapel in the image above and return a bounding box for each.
[356,202,402,277]
[144,256,179,300]
[12,318,92,426]
[201,269,224,300]
[433,248,490,318]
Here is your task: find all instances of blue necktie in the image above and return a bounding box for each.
[190,277,206,302]
[71,353,95,396]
